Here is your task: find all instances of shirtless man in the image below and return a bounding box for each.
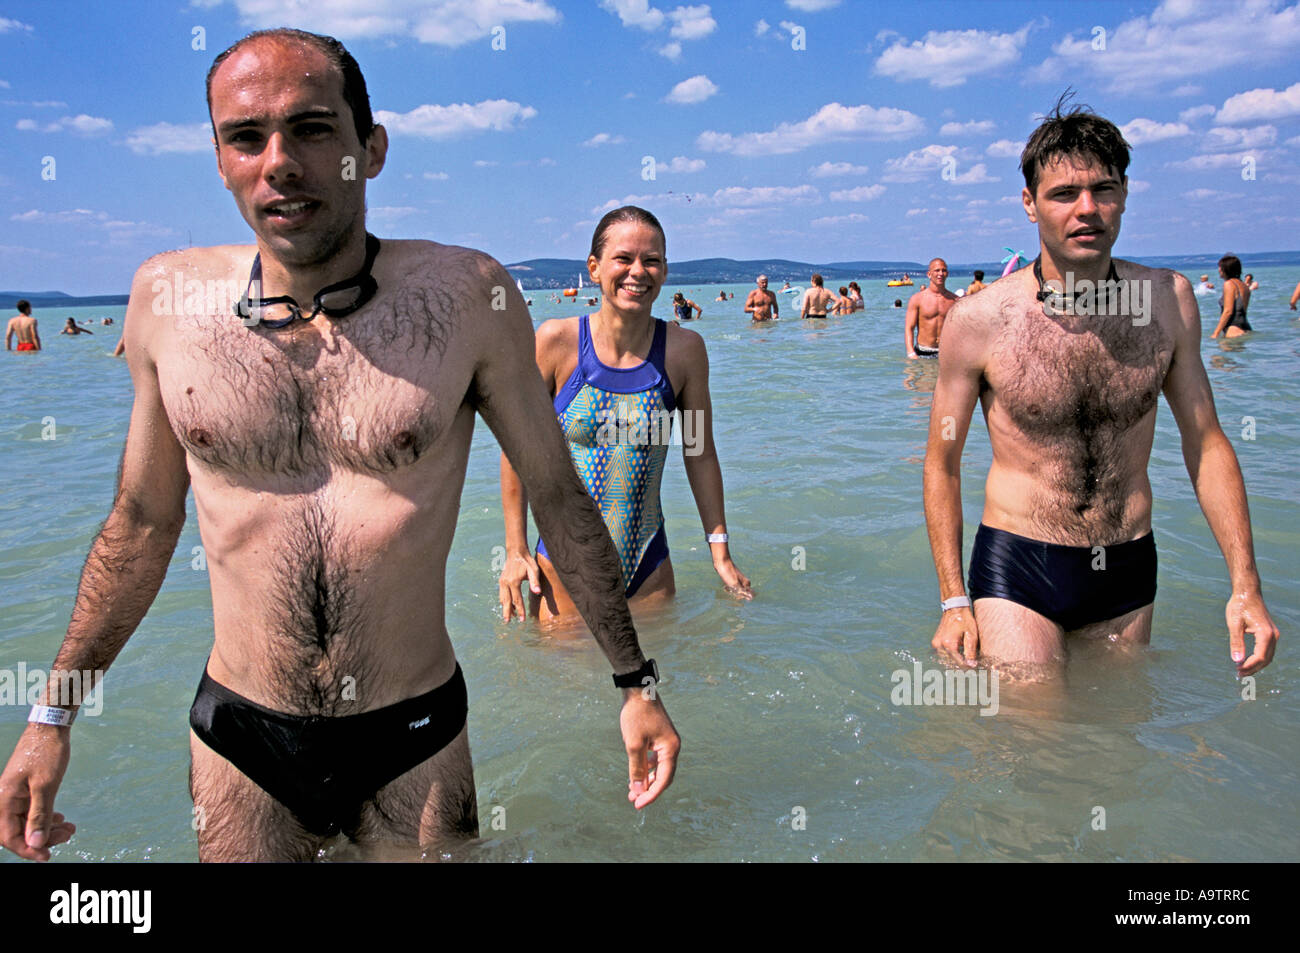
[0,28,678,863]
[966,270,986,296]
[5,300,40,351]
[904,259,957,358]
[744,274,779,322]
[800,274,837,319]
[923,101,1279,678]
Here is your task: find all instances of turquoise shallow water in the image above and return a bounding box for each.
[1,266,1297,862]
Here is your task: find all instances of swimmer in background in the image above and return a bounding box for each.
[1243,274,1258,291]
[905,258,956,358]
[5,300,41,351]
[744,274,779,322]
[60,317,93,336]
[1211,254,1252,339]
[966,270,986,295]
[893,298,903,308]
[672,291,701,322]
[833,287,852,315]
[800,274,837,319]
[847,282,864,311]
[1290,280,1300,310]
[500,206,752,623]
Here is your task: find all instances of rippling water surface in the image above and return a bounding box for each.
[2,267,1296,862]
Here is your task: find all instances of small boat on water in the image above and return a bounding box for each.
[886,274,914,287]
[563,272,584,297]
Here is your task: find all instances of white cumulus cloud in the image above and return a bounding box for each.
[126,121,212,155]
[666,74,718,105]
[375,100,536,138]
[1201,124,1276,152]
[15,114,113,135]
[698,102,924,156]
[1031,0,1300,94]
[939,120,995,136]
[669,4,715,40]
[876,26,1031,88]
[1120,118,1191,146]
[221,0,559,47]
[809,161,870,177]
[601,0,663,30]
[985,139,1021,158]
[828,184,886,201]
[1216,82,1300,124]
[582,132,628,147]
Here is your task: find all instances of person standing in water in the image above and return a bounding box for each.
[1211,254,1252,338]
[5,300,41,351]
[499,207,752,622]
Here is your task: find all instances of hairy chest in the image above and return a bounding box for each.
[989,308,1172,439]
[157,301,464,478]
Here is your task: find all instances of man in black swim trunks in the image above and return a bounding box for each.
[923,98,1279,678]
[0,28,678,862]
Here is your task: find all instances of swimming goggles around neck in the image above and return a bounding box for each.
[1033,255,1119,316]
[234,233,381,328]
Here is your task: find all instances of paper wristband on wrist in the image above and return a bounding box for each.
[940,596,971,612]
[707,533,729,544]
[29,705,75,727]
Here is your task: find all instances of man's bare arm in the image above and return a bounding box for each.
[904,295,921,357]
[1162,273,1278,674]
[922,298,987,664]
[0,256,191,860]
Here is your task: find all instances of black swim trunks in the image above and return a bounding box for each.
[189,663,468,837]
[915,343,939,357]
[968,524,1156,631]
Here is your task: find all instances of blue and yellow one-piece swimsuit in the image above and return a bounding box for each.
[537,315,675,596]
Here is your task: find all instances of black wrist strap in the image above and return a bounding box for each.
[613,658,658,689]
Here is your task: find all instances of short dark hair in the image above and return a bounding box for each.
[206,29,375,145]
[811,274,823,286]
[589,206,666,260]
[1021,92,1130,197]
[16,299,30,314]
[1218,254,1242,279]
[973,269,985,281]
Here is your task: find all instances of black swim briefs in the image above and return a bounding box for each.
[189,663,468,837]
[968,524,1156,631]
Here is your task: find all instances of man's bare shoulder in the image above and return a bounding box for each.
[134,244,251,282]
[944,269,1025,334]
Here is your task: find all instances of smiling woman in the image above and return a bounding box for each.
[498,206,753,623]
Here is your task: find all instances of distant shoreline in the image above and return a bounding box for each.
[8,250,1300,302]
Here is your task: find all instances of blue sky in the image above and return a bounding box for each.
[2,0,1299,294]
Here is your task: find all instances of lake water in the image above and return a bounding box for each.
[1,265,1296,862]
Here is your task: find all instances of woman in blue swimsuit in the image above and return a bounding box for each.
[499,206,751,622]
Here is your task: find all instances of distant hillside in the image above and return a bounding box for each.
[504,251,1300,289]
[9,250,1299,301]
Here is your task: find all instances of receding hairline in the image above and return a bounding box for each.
[209,34,340,100]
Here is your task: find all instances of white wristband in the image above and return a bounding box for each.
[707,533,729,544]
[940,596,971,612]
[29,705,75,727]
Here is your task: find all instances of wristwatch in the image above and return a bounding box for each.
[613,658,659,689]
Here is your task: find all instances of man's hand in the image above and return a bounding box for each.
[619,690,679,809]
[714,557,753,601]
[1226,590,1279,676]
[498,550,541,621]
[0,725,76,861]
[931,607,980,667]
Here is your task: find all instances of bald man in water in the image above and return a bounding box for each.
[905,259,957,358]
[0,27,677,863]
